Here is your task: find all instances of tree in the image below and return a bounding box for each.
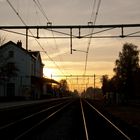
[113,43,139,99]
[59,79,69,96]
[101,75,109,96]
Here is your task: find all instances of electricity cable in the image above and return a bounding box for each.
[6,0,27,26]
[33,0,50,23]
[83,0,101,75]
[6,0,65,76]
[32,0,71,76]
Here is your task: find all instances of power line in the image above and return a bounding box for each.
[7,0,36,39]
[32,0,71,76]
[83,0,102,75]
[6,0,65,76]
[33,0,50,23]
[90,0,97,22]
[6,0,27,26]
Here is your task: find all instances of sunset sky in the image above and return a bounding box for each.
[0,0,140,91]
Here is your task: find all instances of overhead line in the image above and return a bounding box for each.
[46,28,77,38]
[83,0,102,75]
[90,0,97,22]
[33,0,50,23]
[32,0,71,76]
[32,0,65,75]
[6,0,27,26]
[6,0,65,76]
[82,27,116,38]
[3,27,140,39]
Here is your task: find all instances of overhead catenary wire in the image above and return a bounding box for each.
[33,0,64,74]
[83,0,102,75]
[32,0,72,76]
[6,0,65,76]
[90,0,97,22]
[32,1,63,75]
[33,0,50,23]
[6,0,104,91]
[34,0,101,89]
[6,0,27,26]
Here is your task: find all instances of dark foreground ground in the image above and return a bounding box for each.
[90,97,140,136]
[0,96,140,139]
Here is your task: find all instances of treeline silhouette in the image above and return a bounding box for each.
[101,43,140,104]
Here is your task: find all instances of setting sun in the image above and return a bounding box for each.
[43,68,54,79]
[43,67,62,82]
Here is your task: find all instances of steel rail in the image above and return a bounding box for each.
[15,100,73,140]
[80,99,89,140]
[85,100,131,140]
[0,101,66,130]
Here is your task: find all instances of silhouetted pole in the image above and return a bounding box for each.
[70,28,72,54]
[93,74,95,99]
[26,28,28,50]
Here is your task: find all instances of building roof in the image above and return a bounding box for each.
[31,76,60,85]
[0,41,25,52]
[28,51,39,58]
[0,41,42,60]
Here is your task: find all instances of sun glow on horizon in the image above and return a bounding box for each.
[43,67,63,82]
[43,68,56,79]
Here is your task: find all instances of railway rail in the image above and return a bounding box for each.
[81,99,132,140]
[0,98,73,139]
[0,98,138,140]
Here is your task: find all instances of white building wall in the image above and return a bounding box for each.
[35,60,43,77]
[0,42,32,97]
[14,46,32,96]
[33,54,43,77]
[0,41,43,98]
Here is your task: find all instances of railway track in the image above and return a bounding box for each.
[0,98,73,140]
[0,98,138,140]
[81,99,132,140]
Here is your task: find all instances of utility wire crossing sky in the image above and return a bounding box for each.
[0,0,140,91]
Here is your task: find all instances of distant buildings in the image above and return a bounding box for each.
[0,40,59,100]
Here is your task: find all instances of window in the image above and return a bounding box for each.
[7,62,14,69]
[9,51,14,57]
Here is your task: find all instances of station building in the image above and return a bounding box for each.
[0,41,59,100]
